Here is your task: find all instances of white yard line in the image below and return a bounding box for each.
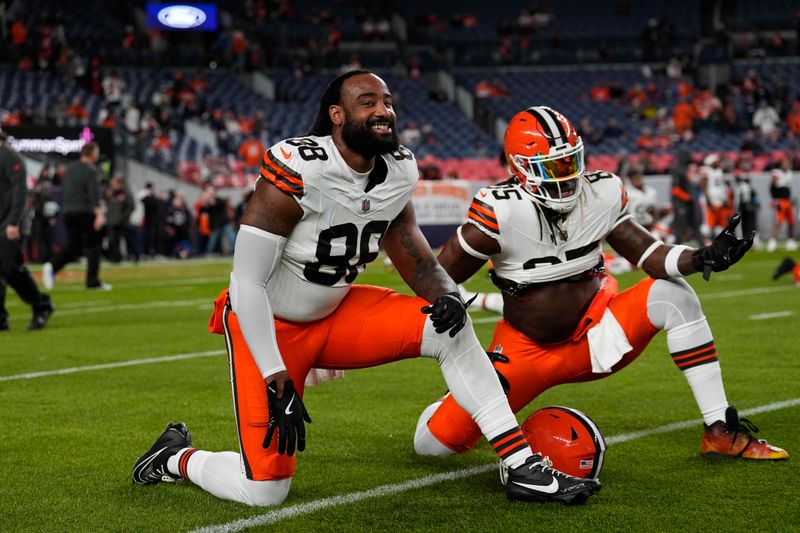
[748,311,795,321]
[190,398,800,533]
[0,350,225,382]
[48,276,224,292]
[701,285,798,299]
[52,299,211,316]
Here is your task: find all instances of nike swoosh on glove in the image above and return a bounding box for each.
[692,213,754,280]
[421,292,471,337]
[264,379,312,456]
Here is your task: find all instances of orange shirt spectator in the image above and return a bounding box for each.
[153,133,172,152]
[673,100,696,134]
[67,99,88,121]
[232,31,247,55]
[590,85,610,101]
[238,138,265,168]
[11,20,27,46]
[692,89,721,120]
[787,102,800,136]
[238,116,255,136]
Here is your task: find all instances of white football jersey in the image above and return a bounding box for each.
[464,172,631,284]
[701,165,729,206]
[626,183,659,227]
[771,168,793,191]
[259,135,418,321]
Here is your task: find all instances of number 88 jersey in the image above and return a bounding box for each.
[258,135,418,322]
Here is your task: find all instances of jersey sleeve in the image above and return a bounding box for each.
[259,140,305,198]
[610,173,633,229]
[465,188,500,240]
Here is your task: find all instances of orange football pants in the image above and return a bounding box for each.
[427,276,659,453]
[208,285,428,480]
[774,198,795,226]
[706,205,733,229]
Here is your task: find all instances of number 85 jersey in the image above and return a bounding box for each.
[467,172,631,284]
[258,135,418,322]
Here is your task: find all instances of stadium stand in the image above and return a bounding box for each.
[2,0,799,257]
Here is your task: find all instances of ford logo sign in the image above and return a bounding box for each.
[157,5,207,29]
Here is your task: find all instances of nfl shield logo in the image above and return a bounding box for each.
[361,198,370,212]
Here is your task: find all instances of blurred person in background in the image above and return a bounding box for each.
[43,142,110,291]
[104,175,136,263]
[199,187,235,255]
[670,151,705,246]
[734,153,760,248]
[699,154,734,238]
[0,127,54,330]
[767,156,797,252]
[28,176,59,263]
[164,193,193,258]
[138,182,162,257]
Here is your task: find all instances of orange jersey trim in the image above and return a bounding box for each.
[261,150,304,196]
[468,197,499,233]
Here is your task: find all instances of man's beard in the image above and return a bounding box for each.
[342,117,399,158]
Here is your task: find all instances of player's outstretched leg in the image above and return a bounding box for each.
[132,423,193,484]
[701,407,789,460]
[504,454,602,504]
[419,318,600,503]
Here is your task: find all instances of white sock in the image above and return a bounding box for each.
[420,318,531,468]
[169,448,291,506]
[647,280,728,426]
[667,319,728,425]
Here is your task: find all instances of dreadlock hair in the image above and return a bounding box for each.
[306,69,376,136]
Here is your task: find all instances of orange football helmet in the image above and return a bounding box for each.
[504,106,585,213]
[521,406,606,479]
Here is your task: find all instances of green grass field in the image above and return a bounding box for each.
[1,251,798,532]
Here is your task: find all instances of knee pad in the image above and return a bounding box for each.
[419,314,478,363]
[414,400,455,456]
[646,278,704,330]
[240,477,292,507]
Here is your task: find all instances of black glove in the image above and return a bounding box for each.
[263,379,311,456]
[692,213,754,281]
[421,292,472,337]
[487,351,511,395]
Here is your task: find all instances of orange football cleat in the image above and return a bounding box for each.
[701,407,789,460]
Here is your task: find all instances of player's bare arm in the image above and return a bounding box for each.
[382,201,457,302]
[607,219,696,278]
[438,222,500,284]
[241,178,303,237]
[608,215,753,280]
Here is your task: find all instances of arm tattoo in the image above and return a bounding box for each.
[398,224,456,300]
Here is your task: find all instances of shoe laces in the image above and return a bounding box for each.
[726,412,760,450]
[531,454,571,479]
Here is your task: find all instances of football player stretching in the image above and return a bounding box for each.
[133,75,600,506]
[415,106,788,467]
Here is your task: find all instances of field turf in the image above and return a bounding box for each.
[1,250,798,532]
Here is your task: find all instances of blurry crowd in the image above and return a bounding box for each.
[25,170,247,264]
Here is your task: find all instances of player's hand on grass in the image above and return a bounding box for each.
[263,375,311,456]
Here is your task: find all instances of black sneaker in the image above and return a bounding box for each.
[132,423,192,485]
[505,454,601,504]
[0,316,8,331]
[772,257,796,280]
[28,303,54,331]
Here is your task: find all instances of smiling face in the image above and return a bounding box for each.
[333,73,399,158]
